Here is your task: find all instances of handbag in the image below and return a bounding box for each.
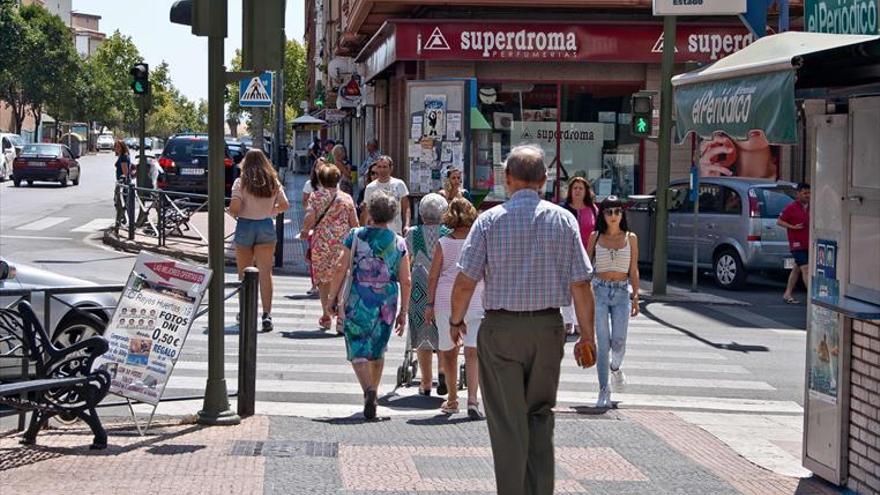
[336,231,359,316]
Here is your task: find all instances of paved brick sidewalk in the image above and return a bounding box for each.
[1,410,843,495]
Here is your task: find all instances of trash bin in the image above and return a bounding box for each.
[627,195,655,264]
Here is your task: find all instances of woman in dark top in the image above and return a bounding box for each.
[114,140,131,182]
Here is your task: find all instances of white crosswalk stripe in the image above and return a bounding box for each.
[71,218,115,232]
[157,274,802,418]
[16,216,70,231]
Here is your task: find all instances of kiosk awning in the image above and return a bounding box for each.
[673,32,880,144]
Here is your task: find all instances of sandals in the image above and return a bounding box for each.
[440,399,459,414]
[783,296,800,305]
[436,373,448,396]
[467,401,484,420]
[318,315,332,329]
[418,387,431,397]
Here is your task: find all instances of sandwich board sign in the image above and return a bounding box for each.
[240,72,273,107]
[92,252,211,406]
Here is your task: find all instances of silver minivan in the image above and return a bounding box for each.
[664,177,798,289]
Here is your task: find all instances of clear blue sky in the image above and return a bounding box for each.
[72,0,306,102]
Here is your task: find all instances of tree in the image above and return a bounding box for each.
[87,31,143,133]
[0,0,28,132]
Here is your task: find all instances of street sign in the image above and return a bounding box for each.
[805,0,879,34]
[239,72,273,107]
[653,0,747,15]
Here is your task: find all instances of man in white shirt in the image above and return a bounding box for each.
[361,155,410,234]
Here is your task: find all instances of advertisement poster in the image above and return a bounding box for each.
[698,131,781,179]
[813,239,841,301]
[423,95,447,138]
[808,305,841,403]
[92,252,211,405]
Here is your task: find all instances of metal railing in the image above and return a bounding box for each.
[112,183,235,248]
[0,269,260,427]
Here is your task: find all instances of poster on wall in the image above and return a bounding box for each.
[92,252,211,405]
[446,112,462,141]
[808,305,841,404]
[423,95,447,138]
[698,131,781,179]
[813,239,841,302]
[512,121,604,176]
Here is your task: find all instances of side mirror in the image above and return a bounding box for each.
[0,261,16,281]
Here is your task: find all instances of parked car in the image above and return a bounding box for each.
[96,133,115,151]
[124,137,137,150]
[11,143,81,187]
[225,138,247,166]
[0,259,116,349]
[660,177,798,289]
[157,133,237,196]
[0,133,23,182]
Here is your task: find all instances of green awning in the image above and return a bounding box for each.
[470,107,492,131]
[673,31,880,145]
[675,71,797,144]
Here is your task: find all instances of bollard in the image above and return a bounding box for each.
[237,267,259,417]
[126,182,135,241]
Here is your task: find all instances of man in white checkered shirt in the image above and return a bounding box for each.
[450,144,596,495]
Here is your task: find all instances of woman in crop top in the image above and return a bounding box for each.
[585,196,640,409]
[229,149,290,332]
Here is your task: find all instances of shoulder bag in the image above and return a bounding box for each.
[336,229,359,315]
[304,192,338,261]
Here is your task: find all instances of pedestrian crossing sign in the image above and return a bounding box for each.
[239,72,273,107]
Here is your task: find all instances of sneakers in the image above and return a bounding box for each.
[261,312,273,332]
[611,368,626,390]
[596,387,611,409]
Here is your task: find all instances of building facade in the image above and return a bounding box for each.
[71,11,105,57]
[306,0,804,200]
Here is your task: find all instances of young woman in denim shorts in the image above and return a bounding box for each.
[585,196,640,409]
[229,149,290,331]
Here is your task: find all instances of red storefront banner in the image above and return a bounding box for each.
[392,21,755,64]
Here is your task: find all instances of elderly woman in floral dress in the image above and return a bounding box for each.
[326,191,412,419]
[405,193,450,397]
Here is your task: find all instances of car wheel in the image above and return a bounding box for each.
[59,171,68,187]
[72,169,80,186]
[26,179,33,186]
[13,178,20,187]
[52,313,106,348]
[713,249,747,290]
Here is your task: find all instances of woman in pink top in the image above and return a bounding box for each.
[560,177,597,335]
[229,149,290,331]
[425,198,485,419]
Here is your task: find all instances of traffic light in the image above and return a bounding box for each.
[242,0,286,71]
[631,93,654,137]
[130,63,150,95]
[169,0,227,38]
[314,81,325,108]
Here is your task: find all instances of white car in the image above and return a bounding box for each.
[96,134,115,151]
[0,133,23,182]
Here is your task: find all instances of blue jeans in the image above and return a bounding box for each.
[593,279,631,389]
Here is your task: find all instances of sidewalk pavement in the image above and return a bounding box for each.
[1,410,840,495]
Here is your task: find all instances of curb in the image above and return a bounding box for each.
[101,228,227,266]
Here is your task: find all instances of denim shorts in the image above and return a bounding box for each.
[791,250,809,267]
[234,218,276,247]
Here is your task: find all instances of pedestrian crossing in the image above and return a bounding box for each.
[5,216,115,236]
[137,274,804,419]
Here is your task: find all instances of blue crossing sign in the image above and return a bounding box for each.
[239,72,273,107]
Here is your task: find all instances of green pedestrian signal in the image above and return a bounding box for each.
[631,93,654,137]
[130,63,150,95]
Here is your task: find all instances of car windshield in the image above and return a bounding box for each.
[164,138,210,160]
[7,135,23,147]
[752,186,797,218]
[20,144,61,157]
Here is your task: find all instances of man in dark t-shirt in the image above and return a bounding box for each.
[777,183,811,304]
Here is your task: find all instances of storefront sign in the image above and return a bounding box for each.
[653,0,747,16]
[92,252,211,405]
[512,121,605,174]
[806,0,879,34]
[674,70,797,144]
[389,21,755,65]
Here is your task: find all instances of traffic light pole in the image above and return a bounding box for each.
[651,15,677,297]
[137,95,147,188]
[198,31,240,426]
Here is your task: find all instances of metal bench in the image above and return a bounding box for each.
[0,301,111,449]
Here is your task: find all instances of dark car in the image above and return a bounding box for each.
[225,138,248,166]
[11,143,81,187]
[157,134,236,195]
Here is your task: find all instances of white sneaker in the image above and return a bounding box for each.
[596,387,611,409]
[611,368,626,390]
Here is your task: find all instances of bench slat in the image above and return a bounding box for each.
[0,377,88,396]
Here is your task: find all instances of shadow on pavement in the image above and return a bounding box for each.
[406,415,483,426]
[312,415,391,425]
[280,330,341,340]
[640,305,770,353]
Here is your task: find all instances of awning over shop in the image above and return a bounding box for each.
[673,32,880,144]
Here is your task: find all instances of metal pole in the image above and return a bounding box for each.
[691,171,700,293]
[127,182,135,240]
[238,267,259,418]
[198,31,240,426]
[274,35,286,269]
[651,15,676,297]
[137,95,148,188]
